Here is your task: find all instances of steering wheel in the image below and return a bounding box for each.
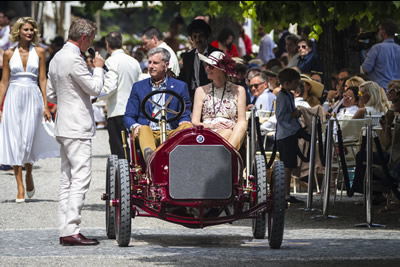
[140,89,185,123]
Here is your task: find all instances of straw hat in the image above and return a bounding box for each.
[300,74,324,98]
[198,51,236,76]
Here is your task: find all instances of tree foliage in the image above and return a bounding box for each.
[80,1,400,78]
[81,1,400,36]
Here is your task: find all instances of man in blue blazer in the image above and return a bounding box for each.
[124,47,192,162]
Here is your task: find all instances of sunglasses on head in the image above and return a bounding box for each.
[298,45,307,49]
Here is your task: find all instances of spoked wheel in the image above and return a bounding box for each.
[115,158,132,247]
[105,155,118,239]
[268,161,286,249]
[252,154,267,239]
[140,89,185,123]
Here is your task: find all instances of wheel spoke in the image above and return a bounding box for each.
[166,108,179,115]
[141,89,185,124]
[148,99,162,108]
[153,109,161,118]
[165,95,174,106]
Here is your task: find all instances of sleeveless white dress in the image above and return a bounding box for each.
[0,45,60,166]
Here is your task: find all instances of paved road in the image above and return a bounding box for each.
[1,129,400,266]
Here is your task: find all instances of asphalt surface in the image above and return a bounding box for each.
[1,129,400,266]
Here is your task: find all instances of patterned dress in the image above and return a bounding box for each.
[202,81,237,131]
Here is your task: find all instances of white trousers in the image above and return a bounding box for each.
[56,137,92,237]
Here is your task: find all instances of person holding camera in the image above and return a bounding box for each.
[362,18,400,90]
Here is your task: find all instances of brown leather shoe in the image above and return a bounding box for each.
[60,233,99,246]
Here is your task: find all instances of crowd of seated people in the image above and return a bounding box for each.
[119,17,400,206]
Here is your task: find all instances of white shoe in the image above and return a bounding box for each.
[27,188,35,199]
[16,198,25,203]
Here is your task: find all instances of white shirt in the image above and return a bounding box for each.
[261,95,308,134]
[294,97,311,108]
[256,34,275,64]
[0,25,10,50]
[255,89,276,112]
[99,49,142,118]
[238,37,246,57]
[336,105,359,120]
[159,42,180,77]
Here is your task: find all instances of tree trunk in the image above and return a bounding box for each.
[319,20,361,90]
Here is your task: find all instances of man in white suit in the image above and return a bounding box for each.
[47,19,105,246]
[98,32,141,160]
[141,26,180,78]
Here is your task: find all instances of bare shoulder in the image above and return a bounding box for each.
[229,82,245,95]
[4,48,15,58]
[34,46,45,56]
[198,83,211,94]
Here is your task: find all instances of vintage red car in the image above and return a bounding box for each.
[102,90,286,249]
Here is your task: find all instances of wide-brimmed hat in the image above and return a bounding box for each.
[263,65,282,77]
[300,74,324,98]
[198,51,236,76]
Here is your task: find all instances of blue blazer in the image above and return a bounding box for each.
[123,77,192,131]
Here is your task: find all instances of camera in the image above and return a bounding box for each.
[395,34,400,45]
[349,31,377,51]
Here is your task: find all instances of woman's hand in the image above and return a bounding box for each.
[43,107,52,122]
[386,110,395,125]
[327,90,339,101]
[379,110,394,128]
[212,121,234,130]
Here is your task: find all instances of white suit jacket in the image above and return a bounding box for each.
[99,49,141,118]
[47,42,104,139]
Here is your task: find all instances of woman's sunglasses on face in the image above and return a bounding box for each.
[203,62,215,70]
[343,94,353,100]
[387,89,399,95]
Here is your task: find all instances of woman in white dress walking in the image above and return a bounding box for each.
[0,17,59,202]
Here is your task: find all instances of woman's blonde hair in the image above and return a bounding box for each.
[359,81,389,113]
[346,76,365,88]
[379,86,391,111]
[10,17,40,45]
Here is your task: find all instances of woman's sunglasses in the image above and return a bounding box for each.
[203,62,215,70]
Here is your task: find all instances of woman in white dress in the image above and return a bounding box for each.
[0,17,59,202]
